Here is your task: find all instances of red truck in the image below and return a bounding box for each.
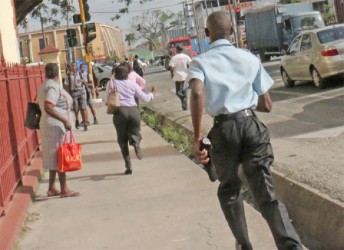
[168,37,210,57]
[168,37,198,57]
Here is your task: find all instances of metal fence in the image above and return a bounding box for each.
[0,59,45,216]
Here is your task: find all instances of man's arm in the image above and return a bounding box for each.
[190,78,209,164]
[256,91,272,112]
[190,78,204,141]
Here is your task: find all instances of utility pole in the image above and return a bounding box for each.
[227,0,238,46]
[66,0,73,63]
[203,0,209,17]
[191,0,203,53]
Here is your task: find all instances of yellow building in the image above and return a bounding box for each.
[18,23,127,66]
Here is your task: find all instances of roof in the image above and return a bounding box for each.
[38,45,60,54]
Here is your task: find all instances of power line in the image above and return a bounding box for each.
[91,2,184,14]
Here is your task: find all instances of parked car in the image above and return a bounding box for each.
[280,24,344,89]
[92,63,113,90]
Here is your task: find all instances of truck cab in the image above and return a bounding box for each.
[282,11,325,49]
[244,3,325,62]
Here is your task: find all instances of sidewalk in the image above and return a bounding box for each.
[16,103,277,249]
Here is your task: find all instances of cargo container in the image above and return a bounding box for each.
[244,3,325,61]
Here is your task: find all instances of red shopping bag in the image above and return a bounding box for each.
[58,132,82,173]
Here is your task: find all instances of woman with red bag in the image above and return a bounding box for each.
[37,63,80,198]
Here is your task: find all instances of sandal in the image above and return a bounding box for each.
[47,190,61,197]
[60,191,80,198]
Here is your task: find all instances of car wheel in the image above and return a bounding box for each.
[311,67,325,89]
[281,68,295,88]
[100,78,109,90]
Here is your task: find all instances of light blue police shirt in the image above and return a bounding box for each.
[185,39,274,117]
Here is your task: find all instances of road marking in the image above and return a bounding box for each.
[274,87,344,104]
[292,126,344,138]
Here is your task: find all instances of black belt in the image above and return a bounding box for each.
[214,109,254,124]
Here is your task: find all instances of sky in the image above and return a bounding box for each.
[23,0,185,40]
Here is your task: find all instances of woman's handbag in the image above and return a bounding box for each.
[58,132,82,173]
[106,86,120,114]
[24,101,41,130]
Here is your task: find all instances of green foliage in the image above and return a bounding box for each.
[322,4,336,24]
[131,10,185,51]
[111,0,154,20]
[51,0,76,22]
[125,33,137,46]
[140,109,193,158]
[107,55,121,62]
[31,3,60,27]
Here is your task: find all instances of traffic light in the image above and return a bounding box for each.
[84,23,96,43]
[235,7,241,21]
[66,29,77,47]
[73,14,82,24]
[83,0,91,21]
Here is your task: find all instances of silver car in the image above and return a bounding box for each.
[280,24,344,89]
[92,63,113,90]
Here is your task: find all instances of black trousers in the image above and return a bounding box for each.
[175,81,187,102]
[113,106,142,169]
[209,109,302,250]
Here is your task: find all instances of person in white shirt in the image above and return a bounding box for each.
[169,45,192,110]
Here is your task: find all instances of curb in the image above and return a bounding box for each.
[142,105,344,250]
[0,150,43,250]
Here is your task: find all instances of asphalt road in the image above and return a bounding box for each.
[258,59,344,139]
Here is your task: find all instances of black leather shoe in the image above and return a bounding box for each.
[124,169,132,175]
[75,120,79,129]
[182,98,188,110]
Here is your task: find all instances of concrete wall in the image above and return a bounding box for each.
[0,0,20,63]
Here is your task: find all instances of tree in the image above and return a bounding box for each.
[111,0,154,20]
[15,0,43,25]
[30,3,60,48]
[132,10,185,51]
[51,0,76,25]
[15,0,153,26]
[125,33,137,46]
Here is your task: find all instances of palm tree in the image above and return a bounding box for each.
[125,33,137,47]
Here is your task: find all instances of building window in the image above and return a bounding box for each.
[19,41,23,57]
[39,37,48,50]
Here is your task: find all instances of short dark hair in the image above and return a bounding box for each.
[114,65,128,80]
[119,61,132,72]
[176,45,183,52]
[45,63,59,79]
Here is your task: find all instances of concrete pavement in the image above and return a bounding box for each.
[17,103,277,249]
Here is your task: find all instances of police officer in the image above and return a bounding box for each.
[187,11,302,250]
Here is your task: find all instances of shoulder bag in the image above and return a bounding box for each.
[24,96,41,130]
[106,80,120,114]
